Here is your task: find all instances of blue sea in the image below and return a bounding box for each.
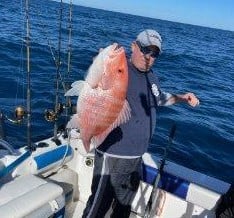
[0,0,233,183]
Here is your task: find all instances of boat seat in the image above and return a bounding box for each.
[0,174,65,218]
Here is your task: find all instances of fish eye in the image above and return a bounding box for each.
[118,69,123,73]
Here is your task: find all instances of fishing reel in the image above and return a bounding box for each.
[44,103,64,122]
[5,106,27,124]
[44,100,76,122]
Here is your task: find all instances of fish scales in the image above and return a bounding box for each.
[65,43,131,152]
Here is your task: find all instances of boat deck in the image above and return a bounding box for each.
[65,200,142,218]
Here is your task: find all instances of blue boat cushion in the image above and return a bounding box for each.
[33,145,73,173]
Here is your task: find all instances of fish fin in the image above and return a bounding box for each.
[112,99,131,127]
[71,80,85,88]
[83,140,91,153]
[66,114,80,129]
[91,100,131,147]
[65,80,86,96]
[91,126,113,148]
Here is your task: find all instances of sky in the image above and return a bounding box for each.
[61,0,234,31]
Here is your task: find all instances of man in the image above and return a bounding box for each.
[82,29,199,218]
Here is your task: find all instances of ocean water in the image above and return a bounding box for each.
[0,0,233,183]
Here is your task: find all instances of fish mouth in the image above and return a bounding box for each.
[113,43,124,53]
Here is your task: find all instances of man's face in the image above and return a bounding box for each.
[131,42,160,72]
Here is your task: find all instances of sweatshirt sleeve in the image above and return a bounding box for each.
[151,83,173,106]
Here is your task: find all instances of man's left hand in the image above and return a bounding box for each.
[183,93,200,107]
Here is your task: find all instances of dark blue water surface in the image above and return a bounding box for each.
[0,0,233,183]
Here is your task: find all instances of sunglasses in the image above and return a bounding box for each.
[136,41,160,58]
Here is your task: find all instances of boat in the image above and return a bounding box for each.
[0,126,231,218]
[0,1,232,218]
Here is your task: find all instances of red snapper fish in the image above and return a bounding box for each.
[65,43,131,152]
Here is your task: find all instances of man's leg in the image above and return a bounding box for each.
[110,157,142,218]
[82,152,114,218]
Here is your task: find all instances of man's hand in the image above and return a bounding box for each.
[182,93,200,107]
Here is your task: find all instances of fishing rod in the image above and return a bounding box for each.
[0,1,32,148]
[45,0,75,139]
[53,0,63,144]
[67,0,73,78]
[144,123,176,218]
[65,0,73,124]
[34,7,67,93]
[25,0,35,151]
[0,111,5,140]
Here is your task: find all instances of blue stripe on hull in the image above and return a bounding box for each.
[142,164,189,199]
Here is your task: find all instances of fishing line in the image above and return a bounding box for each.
[33,8,67,93]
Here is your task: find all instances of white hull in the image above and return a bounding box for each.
[0,130,230,218]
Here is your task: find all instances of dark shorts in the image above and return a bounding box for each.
[82,150,142,218]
